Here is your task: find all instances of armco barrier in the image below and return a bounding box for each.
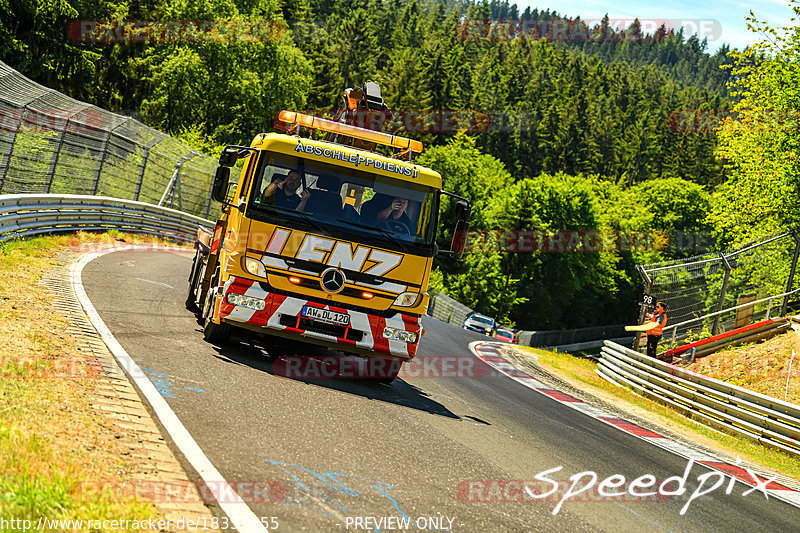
[0,194,213,243]
[598,341,800,455]
[518,324,627,347]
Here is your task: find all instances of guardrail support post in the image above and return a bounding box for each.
[782,227,800,316]
[712,253,732,335]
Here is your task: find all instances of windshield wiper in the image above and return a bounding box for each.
[336,219,409,252]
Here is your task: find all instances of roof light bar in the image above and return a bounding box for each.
[278,110,423,154]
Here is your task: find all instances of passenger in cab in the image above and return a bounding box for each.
[361,194,412,230]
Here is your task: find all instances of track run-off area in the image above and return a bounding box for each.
[74,246,800,533]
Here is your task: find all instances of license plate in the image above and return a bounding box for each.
[301,306,350,326]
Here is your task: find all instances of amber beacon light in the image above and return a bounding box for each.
[278,110,423,154]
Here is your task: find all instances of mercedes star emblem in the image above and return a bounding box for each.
[320,268,346,293]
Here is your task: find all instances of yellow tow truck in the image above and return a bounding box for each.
[186,83,470,382]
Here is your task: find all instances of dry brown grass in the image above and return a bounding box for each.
[687,327,800,404]
[0,231,191,527]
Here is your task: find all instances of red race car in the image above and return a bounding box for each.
[494,328,517,344]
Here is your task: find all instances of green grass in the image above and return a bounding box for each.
[0,231,184,530]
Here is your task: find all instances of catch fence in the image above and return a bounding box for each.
[637,229,800,346]
[0,60,218,218]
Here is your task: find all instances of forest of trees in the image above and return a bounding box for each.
[2,0,797,329]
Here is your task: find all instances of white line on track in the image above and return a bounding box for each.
[72,245,268,533]
[135,277,174,289]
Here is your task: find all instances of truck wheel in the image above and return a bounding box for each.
[202,290,231,344]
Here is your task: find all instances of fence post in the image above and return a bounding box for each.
[782,227,800,316]
[0,109,25,193]
[44,107,86,193]
[134,134,166,201]
[159,167,179,207]
[712,252,732,335]
[92,117,131,195]
[635,265,652,351]
[159,150,199,209]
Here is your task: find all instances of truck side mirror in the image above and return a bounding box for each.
[455,200,471,221]
[438,192,471,259]
[450,200,471,259]
[211,166,230,204]
[219,147,239,167]
[450,220,469,259]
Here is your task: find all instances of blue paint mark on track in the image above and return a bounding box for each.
[142,367,178,398]
[264,459,451,532]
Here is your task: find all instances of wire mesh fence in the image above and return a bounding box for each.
[0,60,219,219]
[637,229,800,346]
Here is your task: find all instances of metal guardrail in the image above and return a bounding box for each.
[598,341,800,455]
[0,194,213,244]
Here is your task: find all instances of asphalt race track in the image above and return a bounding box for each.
[81,249,800,532]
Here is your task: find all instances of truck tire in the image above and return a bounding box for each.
[202,287,231,344]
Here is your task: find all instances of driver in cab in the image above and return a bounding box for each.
[361,195,411,230]
[259,170,311,212]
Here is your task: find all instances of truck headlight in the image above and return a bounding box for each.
[226,292,266,311]
[383,327,418,344]
[243,257,267,278]
[393,292,419,307]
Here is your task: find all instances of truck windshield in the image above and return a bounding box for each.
[247,152,437,252]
